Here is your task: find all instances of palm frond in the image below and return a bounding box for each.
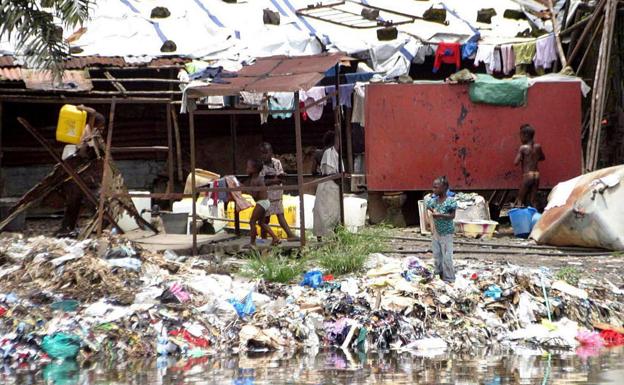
[0,0,92,82]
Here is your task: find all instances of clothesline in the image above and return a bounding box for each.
[430,32,559,75]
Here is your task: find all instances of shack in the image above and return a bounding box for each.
[0,0,622,234]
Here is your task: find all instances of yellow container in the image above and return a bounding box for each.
[56,104,87,144]
[226,194,298,239]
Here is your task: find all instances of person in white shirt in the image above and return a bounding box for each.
[313,131,342,240]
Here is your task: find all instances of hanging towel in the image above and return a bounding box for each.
[535,34,558,70]
[300,87,326,121]
[433,42,461,73]
[324,84,355,109]
[413,43,432,64]
[512,41,536,66]
[241,91,268,124]
[240,91,264,106]
[500,44,515,75]
[351,83,366,126]
[269,92,294,119]
[474,44,501,74]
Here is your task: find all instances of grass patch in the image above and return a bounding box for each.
[240,249,306,284]
[307,226,388,276]
[554,266,582,286]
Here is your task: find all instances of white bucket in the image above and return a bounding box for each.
[117,191,151,232]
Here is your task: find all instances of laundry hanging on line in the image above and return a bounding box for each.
[324,84,355,109]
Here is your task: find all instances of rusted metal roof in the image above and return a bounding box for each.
[186,52,344,97]
[64,56,127,69]
[0,55,189,73]
[0,67,21,81]
[0,56,15,66]
[21,69,93,91]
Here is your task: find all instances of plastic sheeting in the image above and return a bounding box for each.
[531,165,624,250]
[1,0,537,73]
[469,74,528,106]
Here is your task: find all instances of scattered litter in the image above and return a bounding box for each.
[0,235,621,364]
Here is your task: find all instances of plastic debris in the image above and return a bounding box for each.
[41,333,81,360]
[484,284,503,300]
[228,291,256,318]
[0,234,621,365]
[301,270,323,288]
[106,257,142,271]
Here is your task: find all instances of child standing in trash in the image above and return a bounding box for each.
[246,159,280,247]
[514,124,545,208]
[426,176,457,283]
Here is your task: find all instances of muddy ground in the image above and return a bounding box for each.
[13,218,624,287]
[387,228,624,287]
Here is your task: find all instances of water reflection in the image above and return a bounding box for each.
[1,347,622,385]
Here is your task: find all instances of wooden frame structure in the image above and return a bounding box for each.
[184,53,349,254]
[0,54,351,253]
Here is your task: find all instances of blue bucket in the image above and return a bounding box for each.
[509,207,537,238]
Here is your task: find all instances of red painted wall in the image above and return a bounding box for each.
[365,82,582,191]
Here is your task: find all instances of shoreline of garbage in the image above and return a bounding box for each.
[0,233,623,364]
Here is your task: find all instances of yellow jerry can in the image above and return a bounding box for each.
[56,104,87,144]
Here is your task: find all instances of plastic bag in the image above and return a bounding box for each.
[41,333,81,359]
[227,291,255,318]
[484,285,502,300]
[106,257,142,271]
[301,270,323,288]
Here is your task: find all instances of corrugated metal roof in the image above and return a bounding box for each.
[186,53,343,97]
[63,56,127,69]
[0,56,15,66]
[0,67,21,81]
[21,69,93,91]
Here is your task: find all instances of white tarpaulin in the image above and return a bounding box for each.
[531,165,624,250]
[1,0,539,77]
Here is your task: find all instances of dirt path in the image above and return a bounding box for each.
[385,228,624,286]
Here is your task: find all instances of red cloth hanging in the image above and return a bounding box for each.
[433,42,461,73]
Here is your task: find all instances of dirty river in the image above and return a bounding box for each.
[2,347,623,385]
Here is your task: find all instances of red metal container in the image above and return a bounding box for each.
[365,82,582,191]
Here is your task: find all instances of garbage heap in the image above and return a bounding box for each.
[0,236,622,363]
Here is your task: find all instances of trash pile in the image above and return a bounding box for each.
[0,235,623,365]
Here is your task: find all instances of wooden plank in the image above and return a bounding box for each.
[103,71,127,95]
[166,103,174,194]
[170,107,184,182]
[294,92,306,246]
[189,111,198,255]
[97,97,117,236]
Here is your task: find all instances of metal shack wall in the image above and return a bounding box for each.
[365,82,582,191]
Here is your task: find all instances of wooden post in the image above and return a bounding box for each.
[547,0,568,68]
[97,98,117,236]
[230,115,237,174]
[577,14,605,74]
[585,0,615,171]
[334,64,345,226]
[345,107,354,174]
[0,102,3,197]
[569,0,607,65]
[166,103,174,194]
[189,110,198,255]
[170,107,184,182]
[294,92,306,246]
